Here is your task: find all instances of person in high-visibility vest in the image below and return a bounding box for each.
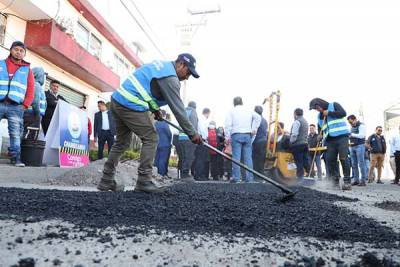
[0,41,35,167]
[309,97,352,190]
[23,67,47,140]
[97,54,202,193]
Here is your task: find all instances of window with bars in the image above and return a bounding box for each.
[45,77,86,108]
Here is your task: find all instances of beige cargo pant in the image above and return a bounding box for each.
[102,99,158,183]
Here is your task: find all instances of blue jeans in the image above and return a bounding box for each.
[231,133,253,182]
[350,144,367,182]
[0,102,24,158]
[154,146,171,176]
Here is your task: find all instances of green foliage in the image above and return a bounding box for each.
[168,157,178,168]
[121,150,140,161]
[89,150,108,161]
[89,148,177,168]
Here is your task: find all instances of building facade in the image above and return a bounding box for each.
[0,0,144,153]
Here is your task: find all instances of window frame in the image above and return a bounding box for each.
[75,21,102,60]
[0,13,7,47]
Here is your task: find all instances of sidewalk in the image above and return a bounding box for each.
[0,158,70,184]
[0,158,178,189]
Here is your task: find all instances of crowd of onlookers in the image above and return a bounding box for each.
[153,96,400,187]
[1,41,399,188]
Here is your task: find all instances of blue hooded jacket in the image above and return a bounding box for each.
[27,67,46,116]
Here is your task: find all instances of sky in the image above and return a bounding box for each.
[95,0,400,135]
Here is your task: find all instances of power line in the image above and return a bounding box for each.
[119,0,166,58]
[127,0,160,45]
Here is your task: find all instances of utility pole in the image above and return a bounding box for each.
[177,4,221,105]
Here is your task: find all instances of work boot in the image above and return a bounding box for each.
[341,183,352,190]
[134,180,166,193]
[161,175,171,180]
[338,177,344,189]
[180,173,195,183]
[97,179,125,192]
[358,181,366,186]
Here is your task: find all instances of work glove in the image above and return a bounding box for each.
[190,133,203,145]
[153,110,163,121]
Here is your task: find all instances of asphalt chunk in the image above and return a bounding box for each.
[374,201,400,212]
[14,257,35,267]
[0,183,398,248]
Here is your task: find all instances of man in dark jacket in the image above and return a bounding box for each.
[366,126,386,184]
[309,98,352,190]
[347,115,368,186]
[289,108,310,179]
[42,79,67,135]
[252,105,268,176]
[94,100,116,159]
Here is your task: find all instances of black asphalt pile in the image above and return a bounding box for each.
[282,252,400,267]
[0,183,399,248]
[375,201,400,212]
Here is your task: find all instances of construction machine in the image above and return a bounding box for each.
[263,91,297,183]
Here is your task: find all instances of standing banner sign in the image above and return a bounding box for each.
[43,100,89,168]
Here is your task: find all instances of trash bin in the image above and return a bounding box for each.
[21,139,46,166]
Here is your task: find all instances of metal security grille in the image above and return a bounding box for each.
[45,77,86,108]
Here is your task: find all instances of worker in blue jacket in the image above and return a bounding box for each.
[98,54,202,193]
[309,97,352,190]
[23,67,46,140]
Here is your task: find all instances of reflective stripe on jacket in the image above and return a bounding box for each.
[112,60,177,112]
[318,102,349,138]
[0,60,29,104]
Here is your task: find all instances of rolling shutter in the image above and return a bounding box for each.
[45,77,86,107]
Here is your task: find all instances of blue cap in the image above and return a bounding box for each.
[177,53,199,78]
[10,41,26,51]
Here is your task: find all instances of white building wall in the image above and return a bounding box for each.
[0,0,142,150]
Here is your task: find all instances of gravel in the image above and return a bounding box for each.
[49,159,178,187]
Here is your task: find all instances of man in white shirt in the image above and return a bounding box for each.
[390,126,400,185]
[193,108,211,180]
[225,97,261,183]
[94,101,116,159]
